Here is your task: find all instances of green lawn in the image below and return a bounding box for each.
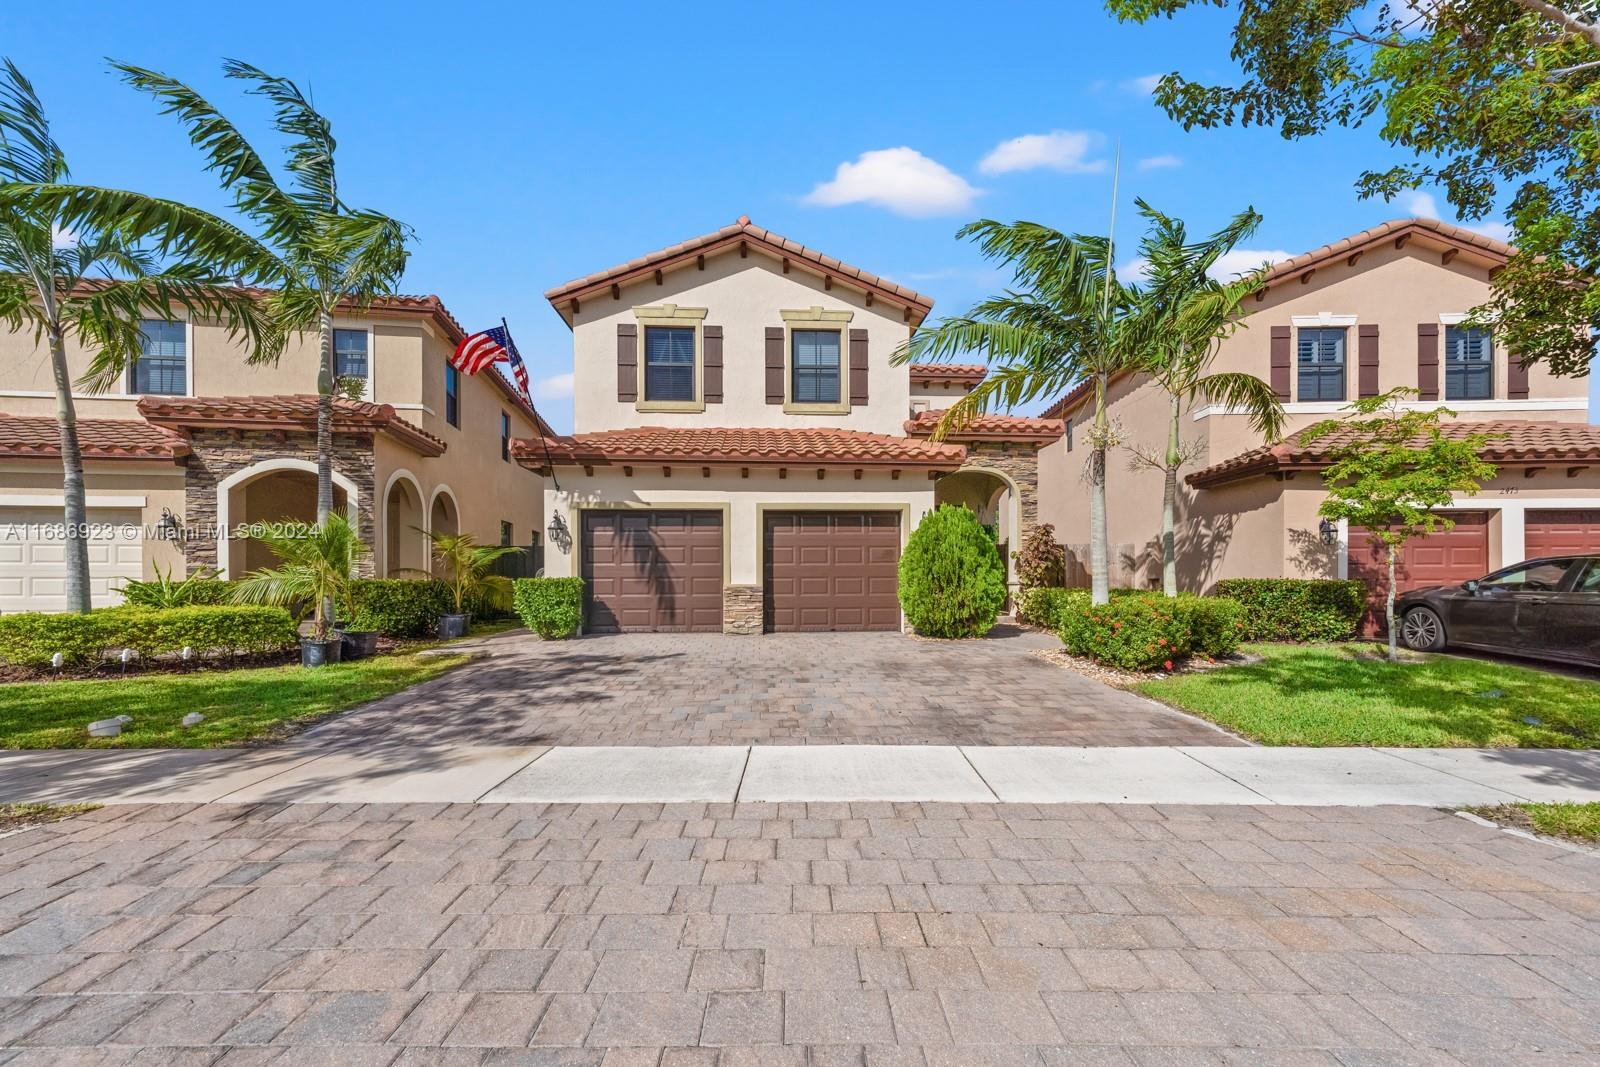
[0,803,101,832]
[0,652,468,749]
[1135,643,1600,747]
[1472,803,1600,844]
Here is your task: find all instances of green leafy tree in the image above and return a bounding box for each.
[0,59,282,613]
[1106,0,1600,377]
[898,505,1008,638]
[232,513,368,642]
[1301,389,1498,662]
[894,220,1142,604]
[1126,199,1284,596]
[112,59,413,526]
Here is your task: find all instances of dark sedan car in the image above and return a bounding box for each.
[1395,555,1600,666]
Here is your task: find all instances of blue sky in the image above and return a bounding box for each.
[12,1,1593,431]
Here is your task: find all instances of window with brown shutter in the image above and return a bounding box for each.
[703,325,723,403]
[849,329,869,405]
[765,327,785,404]
[1269,325,1291,401]
[1508,352,1530,399]
[616,323,638,403]
[1417,323,1440,400]
[1358,324,1380,398]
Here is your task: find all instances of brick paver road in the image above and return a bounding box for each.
[306,628,1239,747]
[1,802,1596,1063]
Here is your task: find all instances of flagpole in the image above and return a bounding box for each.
[500,315,563,493]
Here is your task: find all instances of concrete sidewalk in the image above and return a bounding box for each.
[2,743,1598,807]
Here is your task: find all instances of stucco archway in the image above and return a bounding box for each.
[382,469,428,577]
[215,458,361,578]
[935,466,1022,596]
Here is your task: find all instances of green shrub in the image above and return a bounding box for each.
[120,565,236,609]
[1172,594,1246,658]
[898,505,1008,638]
[345,579,454,637]
[0,605,297,668]
[1214,578,1366,642]
[1013,523,1067,591]
[1019,586,1089,632]
[513,577,584,639]
[1061,596,1192,672]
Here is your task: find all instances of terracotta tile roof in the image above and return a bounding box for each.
[138,394,447,457]
[1187,419,1600,488]
[904,410,1063,442]
[543,216,935,326]
[910,363,987,386]
[1259,217,1514,290]
[0,414,189,461]
[512,425,967,470]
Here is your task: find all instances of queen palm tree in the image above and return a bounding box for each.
[112,59,413,527]
[894,220,1142,605]
[1129,200,1285,596]
[0,59,283,613]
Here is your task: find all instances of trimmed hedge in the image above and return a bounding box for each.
[513,577,584,639]
[0,605,298,668]
[345,579,454,638]
[1019,586,1089,632]
[1214,578,1366,642]
[898,505,1008,638]
[1057,591,1245,670]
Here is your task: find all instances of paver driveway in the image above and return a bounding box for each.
[1,801,1596,1063]
[306,627,1241,747]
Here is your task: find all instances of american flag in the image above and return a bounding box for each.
[451,322,530,400]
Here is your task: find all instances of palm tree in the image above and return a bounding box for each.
[894,220,1142,605]
[112,59,413,526]
[232,513,368,643]
[426,530,519,617]
[1128,200,1284,596]
[0,59,282,613]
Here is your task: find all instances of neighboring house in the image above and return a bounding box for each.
[516,217,1061,633]
[1037,218,1598,603]
[0,293,546,611]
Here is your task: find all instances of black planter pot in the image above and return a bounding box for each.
[338,629,380,660]
[437,613,471,639]
[300,637,343,667]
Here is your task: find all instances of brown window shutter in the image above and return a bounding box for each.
[617,323,638,403]
[1417,323,1440,400]
[765,327,785,404]
[703,325,723,403]
[848,329,869,405]
[1357,324,1380,398]
[1269,326,1291,401]
[1507,351,1529,399]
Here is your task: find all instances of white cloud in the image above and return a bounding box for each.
[1119,257,1151,282]
[1137,154,1183,172]
[1125,73,1164,95]
[50,223,78,248]
[803,147,981,218]
[978,130,1107,176]
[533,372,574,400]
[1207,249,1294,281]
[1403,192,1513,242]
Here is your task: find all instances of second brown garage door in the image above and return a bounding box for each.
[764,511,901,632]
[1350,510,1489,632]
[581,510,723,633]
[1525,509,1600,558]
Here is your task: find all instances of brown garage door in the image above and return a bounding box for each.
[1526,509,1600,558]
[764,511,901,632]
[1350,511,1488,632]
[581,510,723,633]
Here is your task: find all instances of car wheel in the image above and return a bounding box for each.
[1400,607,1447,652]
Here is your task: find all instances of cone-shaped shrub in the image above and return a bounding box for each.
[897,505,1007,638]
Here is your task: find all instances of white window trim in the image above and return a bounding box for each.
[1290,313,1358,327]
[1193,397,1588,420]
[781,306,854,416]
[126,316,195,398]
[1438,312,1469,325]
[633,304,708,413]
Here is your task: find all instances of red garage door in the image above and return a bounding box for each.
[1525,509,1600,558]
[1350,511,1489,632]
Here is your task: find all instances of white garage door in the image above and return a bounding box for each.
[0,506,144,612]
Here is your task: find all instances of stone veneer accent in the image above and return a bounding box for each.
[180,428,377,576]
[956,443,1042,539]
[723,584,763,635]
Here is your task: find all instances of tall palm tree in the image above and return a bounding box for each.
[0,59,282,613]
[894,220,1142,605]
[112,59,413,526]
[1129,200,1284,596]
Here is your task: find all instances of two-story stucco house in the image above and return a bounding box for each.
[1037,218,1600,603]
[517,218,1061,634]
[0,293,546,611]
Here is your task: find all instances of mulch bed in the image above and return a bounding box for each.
[1030,645,1257,689]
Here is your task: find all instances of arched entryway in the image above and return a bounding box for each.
[934,465,1023,598]
[428,486,460,576]
[383,471,428,577]
[215,459,360,578]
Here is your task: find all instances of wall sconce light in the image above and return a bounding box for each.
[1318,518,1338,546]
[547,512,572,553]
[158,508,181,542]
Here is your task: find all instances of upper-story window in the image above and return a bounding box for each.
[445,362,460,427]
[333,329,368,381]
[131,319,187,395]
[791,329,842,404]
[500,411,511,461]
[1296,327,1346,402]
[644,326,696,402]
[1445,326,1493,400]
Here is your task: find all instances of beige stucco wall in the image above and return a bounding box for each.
[910,381,974,408]
[0,460,187,582]
[540,468,936,587]
[568,251,914,435]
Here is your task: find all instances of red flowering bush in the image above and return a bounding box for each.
[1059,596,1193,672]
